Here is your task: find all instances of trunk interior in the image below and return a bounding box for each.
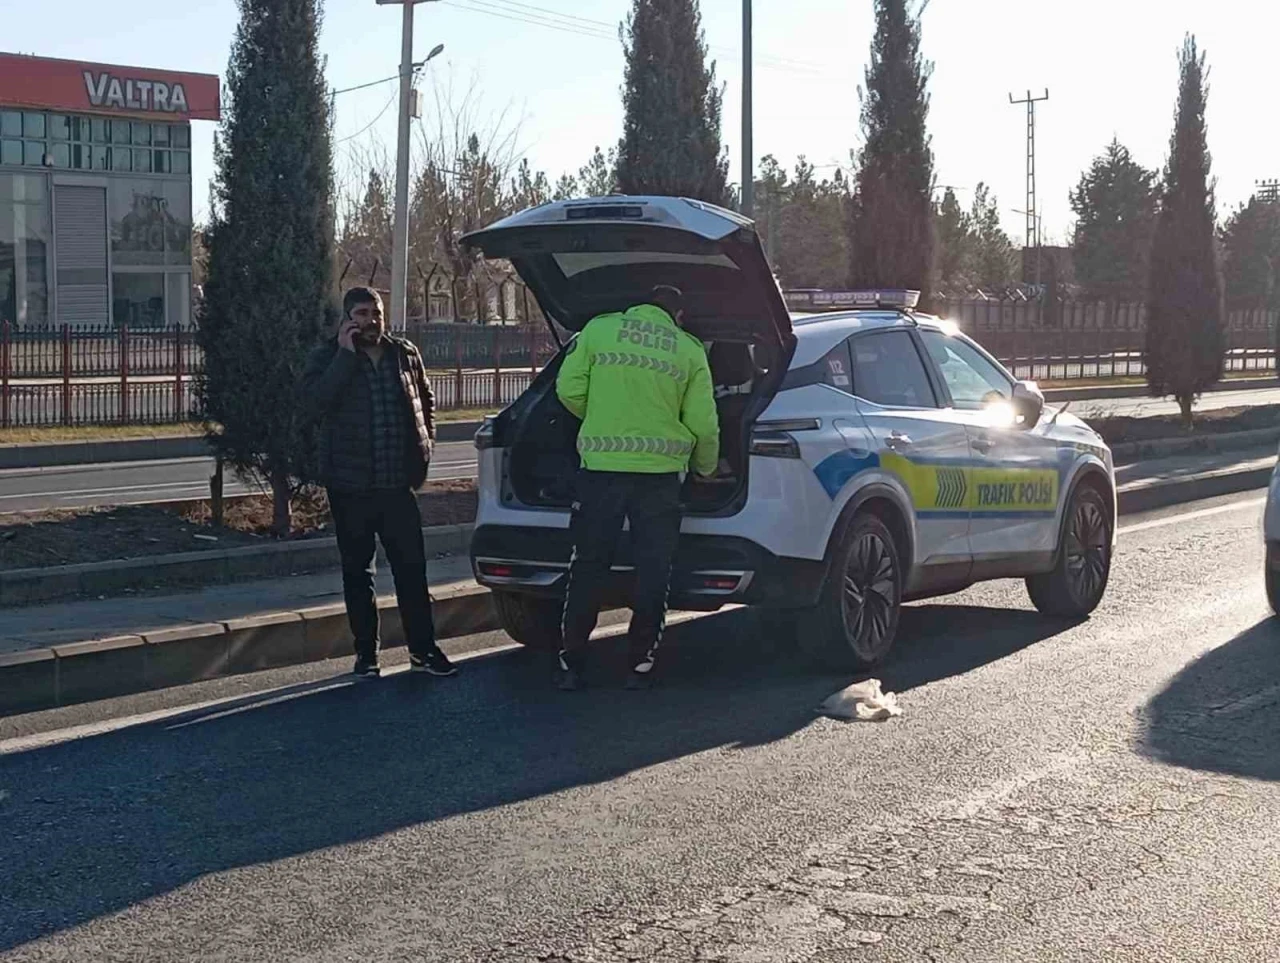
[497,335,779,516]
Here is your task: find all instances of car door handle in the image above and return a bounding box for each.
[887,431,912,450]
[971,436,992,454]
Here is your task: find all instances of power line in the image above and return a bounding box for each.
[442,0,834,78]
[335,88,398,144]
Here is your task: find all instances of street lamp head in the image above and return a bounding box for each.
[426,43,444,62]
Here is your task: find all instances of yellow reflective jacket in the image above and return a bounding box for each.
[556,303,720,476]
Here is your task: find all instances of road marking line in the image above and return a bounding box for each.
[1119,497,1266,536]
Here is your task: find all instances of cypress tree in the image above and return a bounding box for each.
[199,0,336,534]
[847,0,936,305]
[1144,35,1223,425]
[615,0,729,205]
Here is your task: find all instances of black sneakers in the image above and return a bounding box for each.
[410,648,458,677]
[352,658,381,680]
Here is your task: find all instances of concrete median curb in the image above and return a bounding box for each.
[0,523,474,607]
[1116,458,1274,515]
[1109,427,1280,462]
[0,580,499,717]
[0,421,485,470]
[0,435,210,469]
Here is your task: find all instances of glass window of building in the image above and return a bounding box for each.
[93,146,109,171]
[133,149,152,174]
[171,151,190,174]
[131,122,151,147]
[69,116,89,142]
[0,113,20,138]
[163,180,192,266]
[0,141,20,166]
[23,142,44,167]
[0,173,51,327]
[110,179,167,267]
[48,115,70,140]
[23,112,45,139]
[112,272,165,329]
[72,144,92,170]
[111,146,132,172]
[92,117,110,144]
[153,151,171,174]
[50,143,70,169]
[153,124,170,147]
[166,272,191,327]
[171,125,190,149]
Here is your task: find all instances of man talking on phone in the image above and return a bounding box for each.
[302,286,457,680]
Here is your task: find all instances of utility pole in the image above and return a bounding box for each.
[741,0,753,218]
[1009,89,1048,286]
[378,0,440,331]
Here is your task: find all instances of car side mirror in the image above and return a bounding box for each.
[1012,380,1044,429]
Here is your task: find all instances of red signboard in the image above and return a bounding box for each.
[0,53,220,122]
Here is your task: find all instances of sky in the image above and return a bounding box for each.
[8,0,1277,246]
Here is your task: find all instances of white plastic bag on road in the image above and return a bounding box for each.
[818,678,903,722]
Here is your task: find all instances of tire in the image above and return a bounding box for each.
[1026,483,1112,618]
[491,590,562,650]
[800,512,904,671]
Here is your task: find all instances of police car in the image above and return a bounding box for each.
[462,196,1116,668]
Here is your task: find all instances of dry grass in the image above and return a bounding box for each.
[0,423,206,445]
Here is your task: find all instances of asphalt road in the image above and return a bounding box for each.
[0,441,478,513]
[1,489,1277,961]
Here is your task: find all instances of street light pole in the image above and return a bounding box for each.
[740,0,753,218]
[378,0,440,331]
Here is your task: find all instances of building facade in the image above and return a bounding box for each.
[0,53,219,329]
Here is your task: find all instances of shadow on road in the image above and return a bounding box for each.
[0,600,1072,951]
[1139,617,1280,781]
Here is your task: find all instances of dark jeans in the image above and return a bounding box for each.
[560,470,682,673]
[328,487,437,662]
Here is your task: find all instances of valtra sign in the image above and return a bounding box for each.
[0,53,219,121]
[84,71,189,114]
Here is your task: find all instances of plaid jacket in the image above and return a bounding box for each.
[302,335,435,492]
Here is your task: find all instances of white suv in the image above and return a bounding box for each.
[463,196,1116,668]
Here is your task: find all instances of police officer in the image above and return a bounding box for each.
[554,285,720,690]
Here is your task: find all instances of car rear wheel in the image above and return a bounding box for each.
[1027,484,1112,618]
[492,590,562,650]
[800,513,903,670]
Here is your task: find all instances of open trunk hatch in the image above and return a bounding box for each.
[461,196,794,350]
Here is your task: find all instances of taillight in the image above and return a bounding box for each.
[749,430,801,459]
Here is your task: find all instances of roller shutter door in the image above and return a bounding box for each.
[54,185,108,325]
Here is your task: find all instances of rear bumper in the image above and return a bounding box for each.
[470,525,827,611]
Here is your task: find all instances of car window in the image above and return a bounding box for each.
[850,331,937,408]
[819,342,853,392]
[920,330,1011,410]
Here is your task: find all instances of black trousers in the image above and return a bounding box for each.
[328,487,437,662]
[560,470,682,672]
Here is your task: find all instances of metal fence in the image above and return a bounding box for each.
[1,323,200,379]
[2,303,1276,430]
[938,300,1278,383]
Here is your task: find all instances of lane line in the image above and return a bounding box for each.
[1118,497,1266,536]
[0,610,713,754]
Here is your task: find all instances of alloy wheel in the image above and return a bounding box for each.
[841,532,898,661]
[1065,497,1109,605]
